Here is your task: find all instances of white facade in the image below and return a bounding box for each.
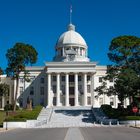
[2,23,129,109]
[14,23,129,109]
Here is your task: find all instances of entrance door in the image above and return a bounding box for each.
[69,98,74,106]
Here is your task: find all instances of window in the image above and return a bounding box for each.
[61,76,65,82]
[53,85,56,93]
[69,87,74,95]
[52,76,56,82]
[87,75,90,81]
[99,77,102,83]
[19,87,24,94]
[40,87,44,95]
[99,98,103,106]
[87,85,91,93]
[30,87,34,95]
[69,75,74,82]
[78,75,82,81]
[110,97,114,106]
[87,97,91,105]
[40,78,44,84]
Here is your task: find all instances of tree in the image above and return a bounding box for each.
[6,43,38,111]
[108,36,140,74]
[115,68,140,104]
[0,83,9,97]
[96,36,140,106]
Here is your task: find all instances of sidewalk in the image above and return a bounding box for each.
[130,125,140,129]
[0,128,14,132]
[64,128,84,140]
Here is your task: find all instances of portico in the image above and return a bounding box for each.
[46,62,96,107]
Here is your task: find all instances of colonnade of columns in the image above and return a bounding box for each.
[60,47,87,57]
[47,72,94,107]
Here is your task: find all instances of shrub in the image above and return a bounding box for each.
[101,104,112,111]
[4,104,19,111]
[101,104,121,119]
[4,104,13,111]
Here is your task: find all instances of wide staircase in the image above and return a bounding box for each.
[38,106,97,128]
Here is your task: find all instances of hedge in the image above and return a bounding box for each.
[119,116,140,120]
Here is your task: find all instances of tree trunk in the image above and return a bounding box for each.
[13,77,19,111]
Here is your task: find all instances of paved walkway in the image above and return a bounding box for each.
[0,127,140,140]
[64,128,84,140]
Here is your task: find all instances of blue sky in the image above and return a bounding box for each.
[0,0,140,69]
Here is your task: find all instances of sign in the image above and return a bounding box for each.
[132,107,138,113]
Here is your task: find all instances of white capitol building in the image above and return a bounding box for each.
[0,23,129,110]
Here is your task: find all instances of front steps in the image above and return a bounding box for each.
[37,107,52,121]
[37,106,97,128]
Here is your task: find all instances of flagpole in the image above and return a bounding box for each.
[70,5,72,24]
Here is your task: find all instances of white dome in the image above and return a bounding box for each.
[53,24,90,62]
[56,24,87,48]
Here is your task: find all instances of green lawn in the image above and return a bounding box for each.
[5,105,42,122]
[0,106,42,126]
[0,111,6,127]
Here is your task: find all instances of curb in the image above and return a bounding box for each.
[130,126,140,129]
[0,128,15,133]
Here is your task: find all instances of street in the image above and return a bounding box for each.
[0,127,140,140]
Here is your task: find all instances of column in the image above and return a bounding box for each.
[83,73,87,106]
[63,47,65,56]
[56,73,60,106]
[75,73,79,106]
[47,73,51,106]
[65,73,69,106]
[78,48,80,56]
[91,73,95,107]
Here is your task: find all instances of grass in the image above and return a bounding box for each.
[119,116,140,120]
[0,111,6,127]
[5,105,42,122]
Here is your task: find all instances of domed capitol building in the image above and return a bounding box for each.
[14,23,130,109]
[0,23,129,110]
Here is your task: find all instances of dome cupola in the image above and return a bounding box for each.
[53,24,90,62]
